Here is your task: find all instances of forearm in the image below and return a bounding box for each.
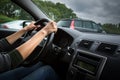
[16,29,47,60]
[6,28,27,45]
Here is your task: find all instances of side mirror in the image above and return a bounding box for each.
[22,20,31,28]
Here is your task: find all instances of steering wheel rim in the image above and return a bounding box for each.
[22,19,55,66]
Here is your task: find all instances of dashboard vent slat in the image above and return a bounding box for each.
[97,43,118,54]
[78,40,94,50]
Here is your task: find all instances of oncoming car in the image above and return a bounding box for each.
[57,18,106,33]
[0,0,120,80]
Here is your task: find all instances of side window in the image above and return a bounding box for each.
[92,22,102,30]
[92,23,99,30]
[57,20,71,27]
[74,20,82,27]
[83,21,93,29]
[0,2,33,30]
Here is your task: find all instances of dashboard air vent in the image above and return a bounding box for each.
[78,40,94,50]
[97,43,118,54]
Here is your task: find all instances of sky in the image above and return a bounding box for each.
[48,0,120,24]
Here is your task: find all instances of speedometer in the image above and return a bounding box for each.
[58,38,69,48]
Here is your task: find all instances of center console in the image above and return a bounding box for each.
[67,49,107,80]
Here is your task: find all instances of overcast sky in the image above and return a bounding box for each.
[48,0,120,24]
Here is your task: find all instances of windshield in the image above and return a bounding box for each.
[33,0,120,35]
[0,0,119,34]
[57,20,71,27]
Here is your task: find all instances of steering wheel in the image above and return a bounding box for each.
[22,18,55,66]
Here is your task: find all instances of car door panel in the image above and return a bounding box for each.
[0,28,17,39]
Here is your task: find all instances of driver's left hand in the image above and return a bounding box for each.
[23,21,38,31]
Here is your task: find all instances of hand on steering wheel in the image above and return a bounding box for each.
[22,19,57,66]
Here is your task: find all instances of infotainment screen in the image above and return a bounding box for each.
[76,60,96,73]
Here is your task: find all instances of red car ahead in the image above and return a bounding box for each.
[57,18,106,33]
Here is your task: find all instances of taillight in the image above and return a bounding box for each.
[70,20,74,29]
[2,25,8,29]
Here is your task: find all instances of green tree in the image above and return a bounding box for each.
[0,0,32,20]
[102,23,120,34]
[0,0,77,21]
[0,0,13,17]
[55,2,77,20]
[33,0,77,21]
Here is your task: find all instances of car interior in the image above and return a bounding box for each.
[0,0,120,80]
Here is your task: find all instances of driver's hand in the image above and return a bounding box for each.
[41,21,57,35]
[23,21,38,31]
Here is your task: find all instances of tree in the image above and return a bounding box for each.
[33,0,77,21]
[0,0,77,21]
[55,2,77,20]
[0,0,13,17]
[102,23,120,34]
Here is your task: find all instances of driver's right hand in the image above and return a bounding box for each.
[41,21,58,35]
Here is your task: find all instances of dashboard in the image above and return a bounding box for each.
[53,29,73,48]
[53,27,120,80]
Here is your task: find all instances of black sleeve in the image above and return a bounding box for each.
[0,50,23,73]
[9,49,23,68]
[0,38,13,52]
[0,52,11,72]
[0,38,23,72]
